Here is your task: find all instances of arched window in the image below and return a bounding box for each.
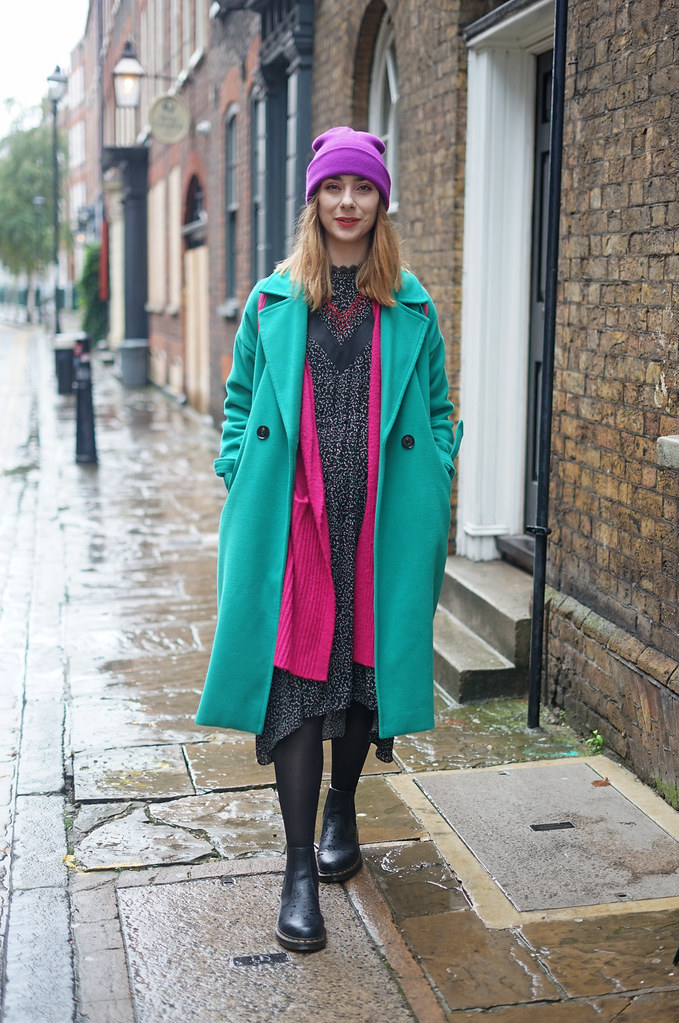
[369,14,399,211]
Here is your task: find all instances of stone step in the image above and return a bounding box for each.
[439,555,532,669]
[433,606,526,703]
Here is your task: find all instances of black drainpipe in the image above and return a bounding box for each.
[527,0,569,729]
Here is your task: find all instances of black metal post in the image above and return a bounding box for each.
[33,195,45,324]
[51,97,61,335]
[73,335,98,464]
[102,146,149,341]
[527,0,569,729]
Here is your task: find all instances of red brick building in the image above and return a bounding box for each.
[73,0,679,804]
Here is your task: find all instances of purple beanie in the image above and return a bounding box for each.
[305,126,391,207]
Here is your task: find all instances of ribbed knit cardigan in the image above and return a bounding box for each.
[272,302,382,680]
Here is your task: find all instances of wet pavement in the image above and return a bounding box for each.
[2,318,679,1022]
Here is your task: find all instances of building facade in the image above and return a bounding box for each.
[71,0,679,805]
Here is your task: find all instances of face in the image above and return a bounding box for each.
[316,174,381,264]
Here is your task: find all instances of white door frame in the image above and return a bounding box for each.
[456,0,555,561]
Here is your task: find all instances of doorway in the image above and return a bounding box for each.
[456,0,555,563]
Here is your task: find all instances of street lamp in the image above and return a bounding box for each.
[105,40,180,344]
[112,39,145,109]
[47,65,67,335]
[32,194,46,323]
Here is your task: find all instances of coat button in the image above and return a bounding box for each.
[256,425,270,440]
[401,434,415,449]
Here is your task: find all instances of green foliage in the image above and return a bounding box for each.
[0,120,67,276]
[78,244,109,342]
[585,728,604,754]
[654,777,679,810]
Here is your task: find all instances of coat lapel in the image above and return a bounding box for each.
[255,270,431,449]
[379,275,430,440]
[257,274,308,449]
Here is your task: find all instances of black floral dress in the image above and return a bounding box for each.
[256,265,394,766]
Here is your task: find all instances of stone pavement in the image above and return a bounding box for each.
[2,318,679,1022]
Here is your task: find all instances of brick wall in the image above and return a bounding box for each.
[310,0,498,539]
[548,0,679,803]
[205,18,260,422]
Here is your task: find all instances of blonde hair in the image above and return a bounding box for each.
[276,195,405,310]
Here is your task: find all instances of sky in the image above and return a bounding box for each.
[0,0,90,140]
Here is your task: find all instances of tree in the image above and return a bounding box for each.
[79,244,108,342]
[0,119,67,278]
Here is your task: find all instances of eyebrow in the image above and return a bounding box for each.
[325,175,371,183]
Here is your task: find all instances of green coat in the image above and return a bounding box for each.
[195,269,462,738]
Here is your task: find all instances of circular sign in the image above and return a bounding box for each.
[149,93,191,145]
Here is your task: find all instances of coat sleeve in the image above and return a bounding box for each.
[213,284,261,488]
[426,300,463,480]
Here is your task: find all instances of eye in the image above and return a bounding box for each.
[357,182,374,192]
[324,181,341,191]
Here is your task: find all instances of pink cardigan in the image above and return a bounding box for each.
[273,302,381,680]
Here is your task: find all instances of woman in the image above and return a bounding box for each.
[196,126,462,952]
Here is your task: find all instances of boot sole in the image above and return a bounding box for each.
[317,852,362,884]
[275,926,327,952]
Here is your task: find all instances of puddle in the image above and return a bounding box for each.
[364,841,469,922]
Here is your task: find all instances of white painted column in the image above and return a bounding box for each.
[456,45,535,560]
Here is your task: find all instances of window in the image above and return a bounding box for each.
[369,14,399,211]
[183,0,192,70]
[195,0,207,54]
[170,0,180,78]
[69,122,86,169]
[225,109,239,302]
[147,179,167,310]
[251,96,267,285]
[168,166,182,312]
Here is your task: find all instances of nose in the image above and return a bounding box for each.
[339,187,356,207]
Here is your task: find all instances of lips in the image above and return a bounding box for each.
[336,217,359,225]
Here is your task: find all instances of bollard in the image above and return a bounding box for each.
[54,333,76,395]
[73,335,98,465]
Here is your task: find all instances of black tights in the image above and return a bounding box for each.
[272,701,373,848]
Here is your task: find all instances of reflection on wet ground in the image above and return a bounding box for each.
[27,345,675,1022]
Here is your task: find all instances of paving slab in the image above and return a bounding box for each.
[73,806,214,870]
[399,910,560,1012]
[149,790,285,858]
[11,794,67,890]
[73,744,195,801]
[17,699,64,794]
[117,873,417,1023]
[185,735,276,791]
[350,774,427,844]
[416,760,679,910]
[68,689,207,751]
[520,909,679,998]
[3,887,74,1023]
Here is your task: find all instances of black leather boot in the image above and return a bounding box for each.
[275,846,326,952]
[317,786,362,883]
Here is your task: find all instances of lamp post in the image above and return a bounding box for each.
[104,40,152,344]
[47,65,67,335]
[32,194,46,323]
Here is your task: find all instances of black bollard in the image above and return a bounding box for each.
[54,334,76,395]
[73,335,98,465]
